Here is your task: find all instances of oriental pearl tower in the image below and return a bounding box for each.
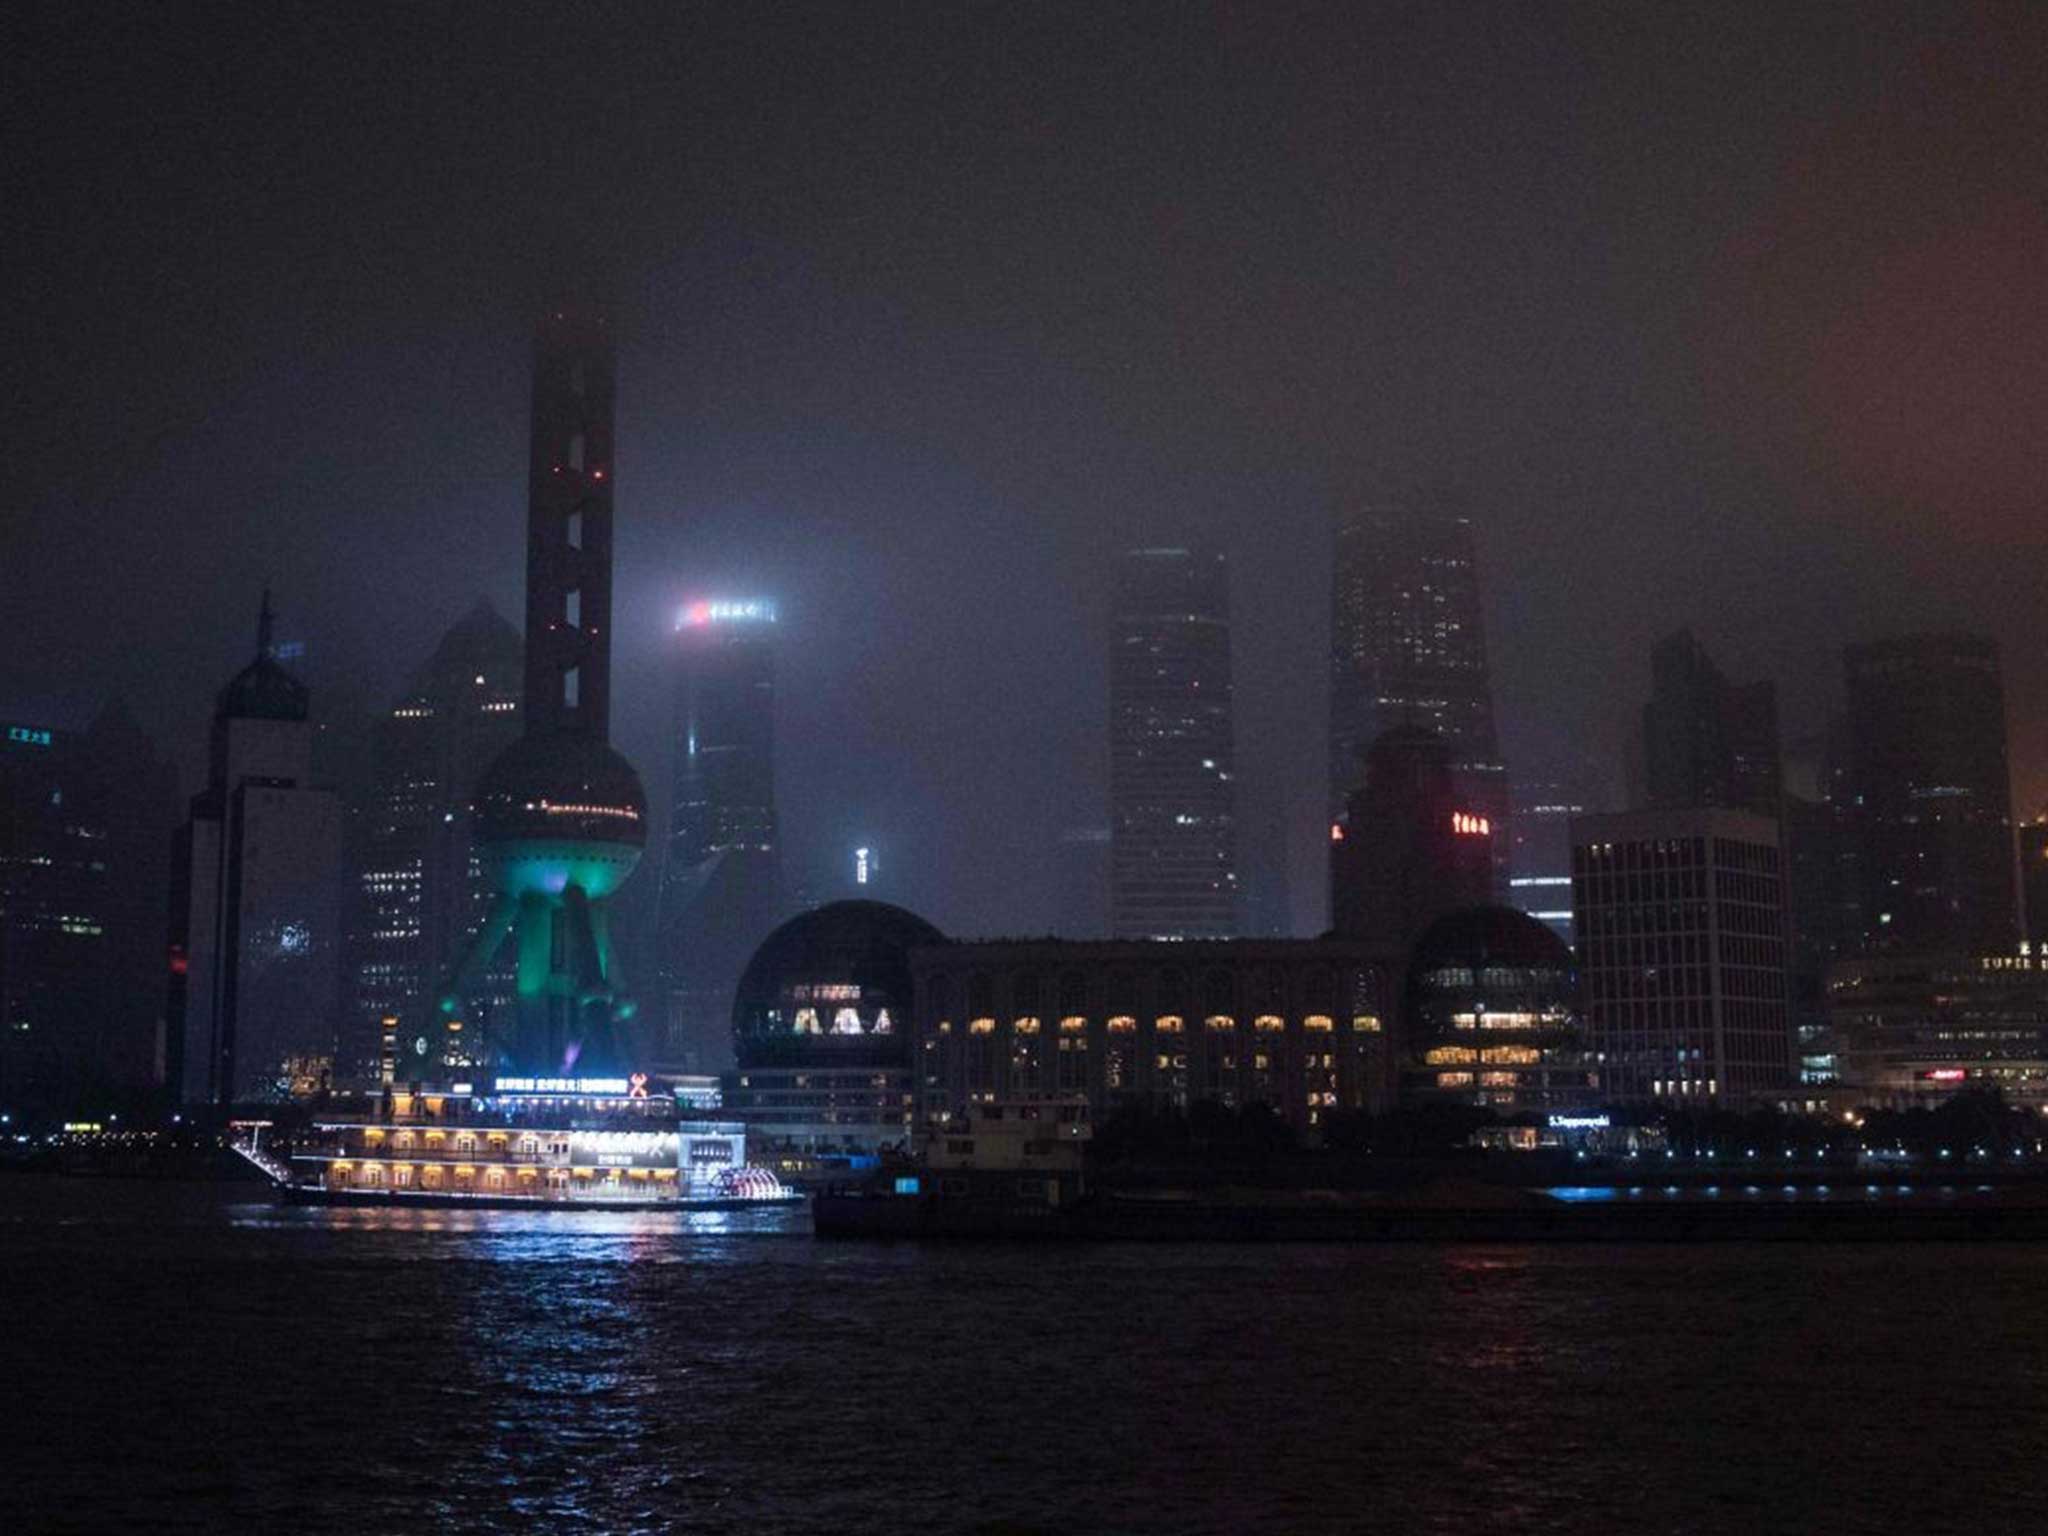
[438,309,646,1076]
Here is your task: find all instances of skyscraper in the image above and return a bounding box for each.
[1506,773,1601,947]
[1329,508,1507,887]
[1109,548,1238,939]
[0,705,178,1113]
[1843,633,2018,954]
[168,597,344,1105]
[437,308,648,1078]
[656,598,783,1072]
[348,600,522,1082]
[1641,629,1781,821]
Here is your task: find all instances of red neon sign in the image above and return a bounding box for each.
[1922,1068,1967,1082]
[1451,812,1491,837]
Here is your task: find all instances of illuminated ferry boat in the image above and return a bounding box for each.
[268,1075,797,1209]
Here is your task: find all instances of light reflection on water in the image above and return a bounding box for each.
[7,1177,2048,1535]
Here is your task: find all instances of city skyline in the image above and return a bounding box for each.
[12,11,2048,1533]
[8,5,2047,948]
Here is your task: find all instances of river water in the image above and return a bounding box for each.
[5,1175,2044,1535]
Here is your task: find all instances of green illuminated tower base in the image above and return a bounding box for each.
[439,735,647,1077]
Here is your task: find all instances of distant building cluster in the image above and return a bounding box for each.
[5,309,2044,1146]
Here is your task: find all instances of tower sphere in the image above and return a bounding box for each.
[472,733,647,900]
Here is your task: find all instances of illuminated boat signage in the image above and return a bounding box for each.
[1547,1114,1611,1130]
[493,1075,634,1096]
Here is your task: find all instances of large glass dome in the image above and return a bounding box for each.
[732,900,944,1068]
[1403,905,1592,1110]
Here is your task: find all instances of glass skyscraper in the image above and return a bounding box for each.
[1328,508,1507,889]
[1109,548,1238,940]
[347,600,523,1081]
[656,599,783,1071]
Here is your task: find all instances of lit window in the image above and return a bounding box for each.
[1304,1015,1334,1032]
[566,510,584,549]
[1155,1015,1184,1033]
[1107,1015,1136,1033]
[1351,1014,1382,1033]
[1058,1015,1086,1033]
[563,666,580,708]
[1014,1016,1041,1035]
[565,588,581,627]
[1205,1015,1235,1031]
[1254,1015,1283,1033]
[968,1018,996,1035]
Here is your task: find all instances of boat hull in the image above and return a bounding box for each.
[282,1182,801,1213]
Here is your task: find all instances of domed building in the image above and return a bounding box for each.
[724,900,946,1156]
[1402,905,1594,1111]
[732,900,942,1066]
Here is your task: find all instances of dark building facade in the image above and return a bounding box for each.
[1330,727,1494,953]
[1108,548,1238,939]
[1506,773,1601,948]
[348,601,522,1085]
[909,936,1399,1136]
[2019,818,2047,955]
[1641,630,1781,821]
[1401,906,1593,1111]
[1830,949,2048,1111]
[169,601,344,1105]
[1329,508,1507,890]
[0,708,178,1114]
[656,599,783,1073]
[1842,633,2018,955]
[1571,807,1790,1105]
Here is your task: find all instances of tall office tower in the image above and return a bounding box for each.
[168,598,344,1105]
[656,598,782,1073]
[0,706,178,1114]
[1329,508,1508,890]
[2021,818,2048,954]
[1507,774,1600,947]
[1109,548,1239,939]
[1571,807,1790,1104]
[437,309,648,1078]
[348,601,522,1083]
[1843,634,2018,954]
[1641,630,1782,820]
[1330,726,1494,952]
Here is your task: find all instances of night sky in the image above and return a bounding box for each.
[6,1,2045,942]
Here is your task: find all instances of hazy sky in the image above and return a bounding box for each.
[7,1,2045,942]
